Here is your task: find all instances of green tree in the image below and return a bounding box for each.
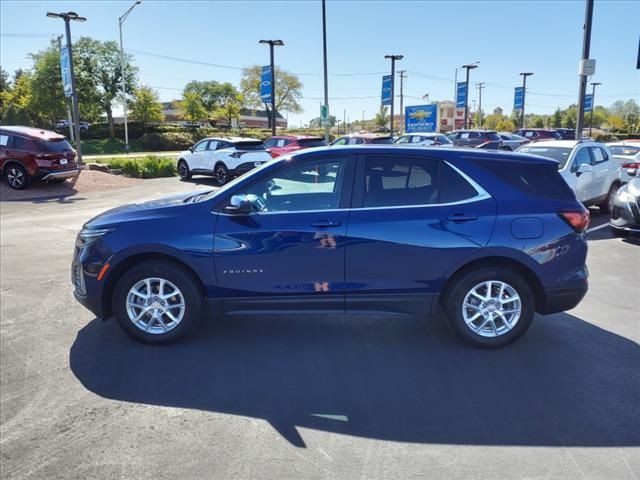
[483,113,504,130]
[213,83,243,127]
[27,43,67,126]
[74,37,137,138]
[532,115,545,128]
[0,72,33,124]
[130,86,164,129]
[374,105,389,129]
[549,108,562,128]
[496,119,516,132]
[240,65,303,114]
[178,91,207,123]
[562,105,577,129]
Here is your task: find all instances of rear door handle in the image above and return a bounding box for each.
[446,214,478,222]
[311,220,342,228]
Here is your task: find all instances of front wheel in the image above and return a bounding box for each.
[599,184,619,214]
[214,163,229,185]
[444,266,535,348]
[178,160,191,180]
[113,260,203,344]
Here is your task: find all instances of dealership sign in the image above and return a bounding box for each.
[455,82,467,108]
[381,75,392,105]
[405,105,439,133]
[513,87,524,110]
[584,94,593,113]
[59,46,72,97]
[260,65,272,103]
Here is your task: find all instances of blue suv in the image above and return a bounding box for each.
[72,146,589,348]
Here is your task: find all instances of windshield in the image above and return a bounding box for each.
[371,137,394,144]
[298,138,327,147]
[234,141,266,151]
[518,146,572,168]
[40,138,73,152]
[610,145,640,156]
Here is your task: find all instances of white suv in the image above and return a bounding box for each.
[517,140,621,212]
[177,137,272,184]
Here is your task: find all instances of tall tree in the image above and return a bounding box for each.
[73,37,137,138]
[0,72,33,124]
[212,83,243,127]
[550,108,563,128]
[178,91,208,123]
[240,65,303,114]
[27,43,67,126]
[374,105,389,129]
[130,86,164,130]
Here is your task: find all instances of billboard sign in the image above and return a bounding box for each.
[381,75,392,105]
[455,82,467,108]
[260,65,272,103]
[59,46,72,97]
[405,105,439,133]
[514,87,524,110]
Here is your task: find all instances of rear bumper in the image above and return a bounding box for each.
[229,161,267,176]
[36,168,79,181]
[537,282,588,315]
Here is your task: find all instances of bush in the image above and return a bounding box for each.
[107,155,177,178]
[139,132,196,151]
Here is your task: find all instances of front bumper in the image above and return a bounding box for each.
[36,167,79,181]
[610,195,640,232]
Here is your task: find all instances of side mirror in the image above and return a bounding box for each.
[188,146,194,152]
[576,163,593,176]
[224,195,253,214]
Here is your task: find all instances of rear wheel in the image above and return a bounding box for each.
[215,162,229,185]
[444,266,535,348]
[178,160,191,180]
[113,260,203,344]
[5,164,29,190]
[599,183,619,214]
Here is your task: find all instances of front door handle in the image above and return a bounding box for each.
[311,220,342,228]
[446,214,478,223]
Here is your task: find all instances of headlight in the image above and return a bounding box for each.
[616,189,636,203]
[76,227,115,247]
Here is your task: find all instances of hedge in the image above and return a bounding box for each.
[107,155,177,178]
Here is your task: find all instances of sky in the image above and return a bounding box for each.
[1,0,639,127]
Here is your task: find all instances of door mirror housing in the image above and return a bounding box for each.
[576,163,593,176]
[188,146,194,152]
[224,195,253,214]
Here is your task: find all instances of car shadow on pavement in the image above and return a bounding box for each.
[70,312,639,448]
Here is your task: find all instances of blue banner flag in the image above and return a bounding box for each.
[59,46,72,97]
[381,75,392,105]
[514,87,524,110]
[260,66,272,103]
[584,94,593,113]
[405,105,439,133]
[455,82,467,108]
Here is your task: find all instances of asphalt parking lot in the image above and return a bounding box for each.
[1,178,638,480]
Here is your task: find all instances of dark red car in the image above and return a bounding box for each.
[264,135,327,158]
[0,126,78,189]
[331,133,394,145]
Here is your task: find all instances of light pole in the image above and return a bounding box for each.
[477,82,485,128]
[461,63,478,129]
[576,0,595,140]
[259,39,284,136]
[589,81,601,136]
[384,54,403,136]
[47,11,86,165]
[398,70,407,133]
[519,72,533,128]
[321,0,330,143]
[119,0,142,153]
[454,61,478,103]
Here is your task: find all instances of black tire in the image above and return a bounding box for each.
[177,160,191,180]
[610,226,628,238]
[112,260,203,344]
[214,162,229,185]
[444,266,535,348]
[5,163,29,190]
[599,183,619,214]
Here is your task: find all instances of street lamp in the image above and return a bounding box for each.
[589,81,602,136]
[259,39,284,136]
[47,11,86,165]
[461,63,478,129]
[519,72,534,128]
[384,54,403,136]
[119,0,142,153]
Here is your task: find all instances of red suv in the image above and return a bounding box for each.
[264,135,327,158]
[0,126,78,189]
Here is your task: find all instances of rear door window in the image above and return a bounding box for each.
[13,136,38,151]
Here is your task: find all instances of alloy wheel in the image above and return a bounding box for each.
[7,167,25,189]
[461,280,522,337]
[126,277,185,335]
[215,165,227,184]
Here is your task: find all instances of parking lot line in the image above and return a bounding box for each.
[586,223,609,234]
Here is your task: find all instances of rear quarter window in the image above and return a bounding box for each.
[41,138,73,152]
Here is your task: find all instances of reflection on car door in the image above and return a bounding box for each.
[213,155,355,313]
[344,154,496,314]
[190,140,209,170]
[589,146,610,200]
[570,147,594,202]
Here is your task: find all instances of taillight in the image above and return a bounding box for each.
[558,207,590,233]
[621,162,639,169]
[230,152,245,159]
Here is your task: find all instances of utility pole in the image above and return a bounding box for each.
[385,54,403,136]
[462,63,478,129]
[589,81,602,136]
[476,82,485,128]
[576,0,595,140]
[399,70,407,133]
[519,72,533,129]
[56,35,74,142]
[47,11,86,165]
[119,0,142,153]
[321,0,330,143]
[259,39,284,136]
[343,109,346,134]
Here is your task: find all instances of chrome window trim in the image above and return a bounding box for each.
[216,160,491,216]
